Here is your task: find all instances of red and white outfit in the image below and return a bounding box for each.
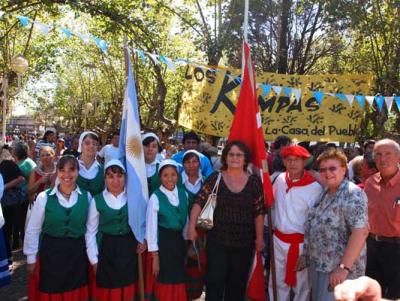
[270,171,322,301]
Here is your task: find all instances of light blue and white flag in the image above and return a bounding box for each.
[119,50,149,243]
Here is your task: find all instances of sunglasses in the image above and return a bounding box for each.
[319,166,339,173]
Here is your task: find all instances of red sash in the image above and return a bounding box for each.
[274,229,304,287]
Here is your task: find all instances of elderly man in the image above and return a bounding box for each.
[269,145,323,301]
[364,139,400,299]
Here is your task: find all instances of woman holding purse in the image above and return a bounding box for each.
[188,140,266,301]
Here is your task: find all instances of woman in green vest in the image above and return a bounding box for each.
[86,159,146,301]
[146,159,188,301]
[142,132,162,195]
[76,131,105,195]
[24,155,91,301]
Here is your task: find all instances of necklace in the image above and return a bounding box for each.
[59,190,72,199]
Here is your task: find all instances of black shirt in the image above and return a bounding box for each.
[0,160,22,184]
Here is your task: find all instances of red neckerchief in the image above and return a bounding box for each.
[285,171,316,193]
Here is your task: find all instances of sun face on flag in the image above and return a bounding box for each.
[126,135,142,159]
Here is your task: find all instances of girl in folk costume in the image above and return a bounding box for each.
[0,174,11,287]
[77,131,105,196]
[24,156,91,301]
[142,133,162,195]
[146,159,188,301]
[180,150,206,299]
[86,159,147,301]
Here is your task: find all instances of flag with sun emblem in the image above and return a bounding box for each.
[118,49,148,243]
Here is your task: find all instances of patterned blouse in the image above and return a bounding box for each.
[304,180,368,278]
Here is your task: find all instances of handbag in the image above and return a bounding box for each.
[196,172,222,230]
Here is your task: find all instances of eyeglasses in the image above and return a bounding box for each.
[319,166,339,173]
[228,152,244,158]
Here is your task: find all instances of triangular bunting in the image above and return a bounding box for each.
[335,93,346,101]
[366,96,375,107]
[385,96,394,112]
[159,55,176,71]
[345,94,355,107]
[395,96,400,111]
[75,33,90,43]
[261,84,271,97]
[59,27,72,38]
[292,88,301,104]
[34,22,50,35]
[17,16,30,27]
[148,53,159,64]
[375,96,384,112]
[313,91,324,106]
[283,87,291,97]
[272,86,282,95]
[137,50,146,64]
[355,95,365,109]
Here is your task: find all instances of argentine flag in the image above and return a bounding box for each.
[119,50,149,243]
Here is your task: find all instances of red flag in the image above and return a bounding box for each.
[228,41,274,207]
[246,252,266,301]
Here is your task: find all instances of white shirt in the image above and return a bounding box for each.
[145,159,160,178]
[85,189,127,265]
[146,186,188,252]
[23,186,92,264]
[78,159,101,180]
[98,144,120,165]
[0,174,4,201]
[272,172,322,234]
[181,170,203,195]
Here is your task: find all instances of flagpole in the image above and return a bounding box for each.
[242,0,277,299]
[123,35,145,301]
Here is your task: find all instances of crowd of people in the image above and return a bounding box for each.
[0,128,399,301]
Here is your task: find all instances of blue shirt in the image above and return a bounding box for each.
[172,150,213,178]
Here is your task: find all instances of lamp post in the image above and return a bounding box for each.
[1,55,29,142]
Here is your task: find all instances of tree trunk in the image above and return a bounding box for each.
[276,0,292,73]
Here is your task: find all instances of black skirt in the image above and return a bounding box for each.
[96,231,139,288]
[157,226,186,284]
[39,234,88,293]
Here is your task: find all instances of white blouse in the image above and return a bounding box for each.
[145,186,188,252]
[145,159,160,178]
[85,189,127,265]
[23,186,92,264]
[78,159,101,179]
[181,170,203,195]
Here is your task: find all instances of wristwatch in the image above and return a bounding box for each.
[339,263,351,272]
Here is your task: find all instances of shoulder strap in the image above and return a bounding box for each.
[211,172,222,195]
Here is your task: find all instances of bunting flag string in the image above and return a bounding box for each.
[3,10,400,112]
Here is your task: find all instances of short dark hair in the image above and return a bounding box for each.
[183,152,200,164]
[57,155,79,171]
[82,133,99,143]
[43,130,55,141]
[363,139,376,149]
[105,165,125,175]
[274,135,291,150]
[13,142,29,160]
[183,131,200,144]
[142,136,162,152]
[110,131,120,138]
[221,140,251,171]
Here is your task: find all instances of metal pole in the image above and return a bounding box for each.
[1,77,9,143]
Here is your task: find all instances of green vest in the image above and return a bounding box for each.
[147,163,161,195]
[77,165,104,196]
[42,188,89,238]
[154,186,188,231]
[94,193,130,246]
[178,175,205,214]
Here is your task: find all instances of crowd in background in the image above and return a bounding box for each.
[0,129,398,301]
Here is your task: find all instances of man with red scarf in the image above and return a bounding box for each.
[269,145,323,301]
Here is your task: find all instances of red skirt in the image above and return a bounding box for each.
[89,265,139,301]
[144,253,187,301]
[28,259,89,301]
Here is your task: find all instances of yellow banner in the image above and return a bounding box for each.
[178,65,374,142]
